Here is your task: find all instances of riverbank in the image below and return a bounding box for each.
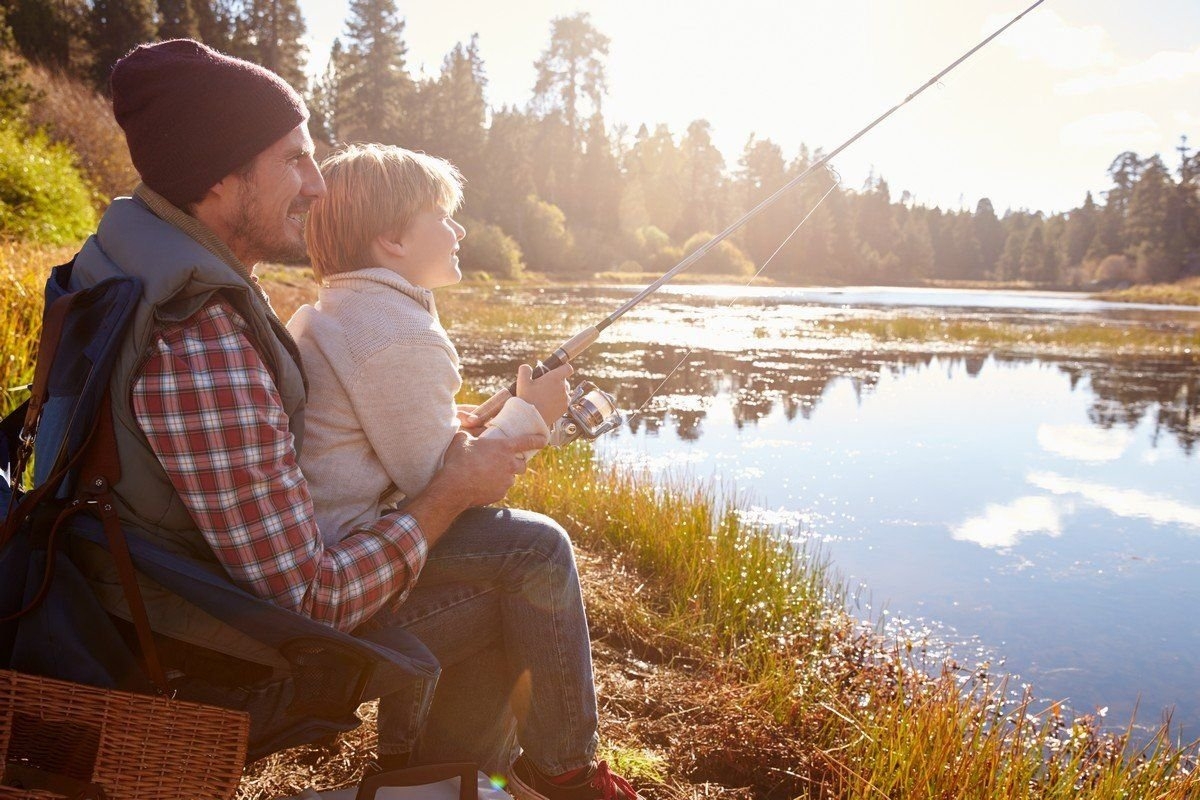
[1097,276,1200,307]
[3,250,1198,797]
[238,446,1200,798]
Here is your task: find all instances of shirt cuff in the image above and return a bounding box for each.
[382,511,429,608]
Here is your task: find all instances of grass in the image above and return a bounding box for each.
[816,316,1200,360]
[4,254,1199,797]
[1098,277,1200,308]
[0,242,70,415]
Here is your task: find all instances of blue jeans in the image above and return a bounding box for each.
[357,506,599,776]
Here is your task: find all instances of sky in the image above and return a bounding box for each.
[297,0,1200,215]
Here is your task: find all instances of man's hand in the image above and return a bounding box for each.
[404,431,546,545]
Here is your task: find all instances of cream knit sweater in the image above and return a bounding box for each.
[288,268,548,544]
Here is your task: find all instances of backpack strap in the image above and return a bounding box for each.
[0,290,77,536]
[1,275,170,693]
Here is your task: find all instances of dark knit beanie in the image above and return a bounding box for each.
[110,39,308,207]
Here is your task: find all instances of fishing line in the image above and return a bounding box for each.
[470,0,1047,425]
[626,173,844,424]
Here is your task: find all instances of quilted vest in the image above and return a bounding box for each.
[68,186,307,662]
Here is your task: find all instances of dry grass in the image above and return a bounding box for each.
[1098,276,1200,308]
[816,316,1200,360]
[23,63,139,204]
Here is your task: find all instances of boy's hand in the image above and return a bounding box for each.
[455,404,486,436]
[516,362,574,426]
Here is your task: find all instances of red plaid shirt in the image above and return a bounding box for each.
[131,299,428,632]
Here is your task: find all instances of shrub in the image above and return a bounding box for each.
[24,62,137,203]
[517,195,575,273]
[459,217,525,280]
[634,225,670,257]
[0,122,96,245]
[681,231,755,276]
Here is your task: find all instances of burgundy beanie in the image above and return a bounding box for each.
[110,39,308,207]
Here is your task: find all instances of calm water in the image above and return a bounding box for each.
[456,285,1200,739]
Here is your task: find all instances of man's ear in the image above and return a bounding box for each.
[206,171,240,202]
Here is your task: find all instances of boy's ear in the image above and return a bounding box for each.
[374,232,407,260]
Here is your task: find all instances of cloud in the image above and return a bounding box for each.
[1056,46,1200,95]
[1029,471,1200,531]
[1037,423,1132,463]
[988,8,1113,71]
[1060,112,1160,150]
[951,496,1064,550]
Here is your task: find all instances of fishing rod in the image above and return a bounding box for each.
[471,0,1047,436]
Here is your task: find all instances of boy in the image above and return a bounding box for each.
[289,143,637,799]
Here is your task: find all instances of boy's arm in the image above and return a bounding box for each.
[348,341,461,499]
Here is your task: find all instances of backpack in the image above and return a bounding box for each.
[1,260,439,761]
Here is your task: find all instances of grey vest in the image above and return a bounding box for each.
[69,188,306,665]
[71,189,307,555]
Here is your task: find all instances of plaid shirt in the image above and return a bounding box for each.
[131,299,428,632]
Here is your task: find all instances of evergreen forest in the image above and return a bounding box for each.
[2,0,1198,287]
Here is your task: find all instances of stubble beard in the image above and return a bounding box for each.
[229,179,309,265]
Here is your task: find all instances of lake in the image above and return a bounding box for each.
[453,285,1200,740]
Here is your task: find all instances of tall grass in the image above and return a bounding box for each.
[512,445,1200,797]
[0,242,64,415]
[3,260,1198,796]
[1098,277,1200,308]
[820,316,1200,359]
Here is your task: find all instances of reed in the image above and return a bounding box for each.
[0,242,68,415]
[3,260,1198,796]
[1098,277,1200,308]
[820,316,1200,358]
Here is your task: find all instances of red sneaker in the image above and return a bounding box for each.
[508,755,640,800]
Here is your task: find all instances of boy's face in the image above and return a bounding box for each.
[394,207,466,289]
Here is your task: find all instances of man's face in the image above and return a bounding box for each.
[225,124,324,265]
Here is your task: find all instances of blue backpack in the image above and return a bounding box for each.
[1,261,438,762]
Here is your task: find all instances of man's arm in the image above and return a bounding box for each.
[132,300,454,631]
[405,430,547,547]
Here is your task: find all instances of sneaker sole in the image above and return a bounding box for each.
[506,769,551,800]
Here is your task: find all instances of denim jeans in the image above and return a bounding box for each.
[357,506,599,776]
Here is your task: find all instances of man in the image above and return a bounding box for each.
[71,39,637,800]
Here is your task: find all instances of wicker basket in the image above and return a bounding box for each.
[0,669,248,800]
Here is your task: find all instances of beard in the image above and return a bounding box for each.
[227,177,310,265]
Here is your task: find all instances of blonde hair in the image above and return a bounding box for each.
[306,143,464,281]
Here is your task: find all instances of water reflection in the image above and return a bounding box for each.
[464,344,1200,455]
[453,287,1200,739]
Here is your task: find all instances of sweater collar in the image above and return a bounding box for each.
[322,268,438,315]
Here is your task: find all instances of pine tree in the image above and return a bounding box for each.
[678,120,727,242]
[737,135,794,269]
[477,106,536,233]
[307,37,341,146]
[411,36,486,185]
[193,0,239,51]
[90,0,157,88]
[622,123,684,239]
[531,12,609,135]
[157,0,199,39]
[230,0,307,89]
[973,198,1005,275]
[5,0,87,72]
[575,113,622,234]
[1062,192,1098,269]
[334,0,414,144]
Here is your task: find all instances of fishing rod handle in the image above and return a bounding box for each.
[471,327,600,424]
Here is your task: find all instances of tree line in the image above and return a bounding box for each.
[3,0,1198,285]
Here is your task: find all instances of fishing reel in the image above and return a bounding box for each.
[551,380,624,445]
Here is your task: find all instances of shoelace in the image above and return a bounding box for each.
[588,761,637,800]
